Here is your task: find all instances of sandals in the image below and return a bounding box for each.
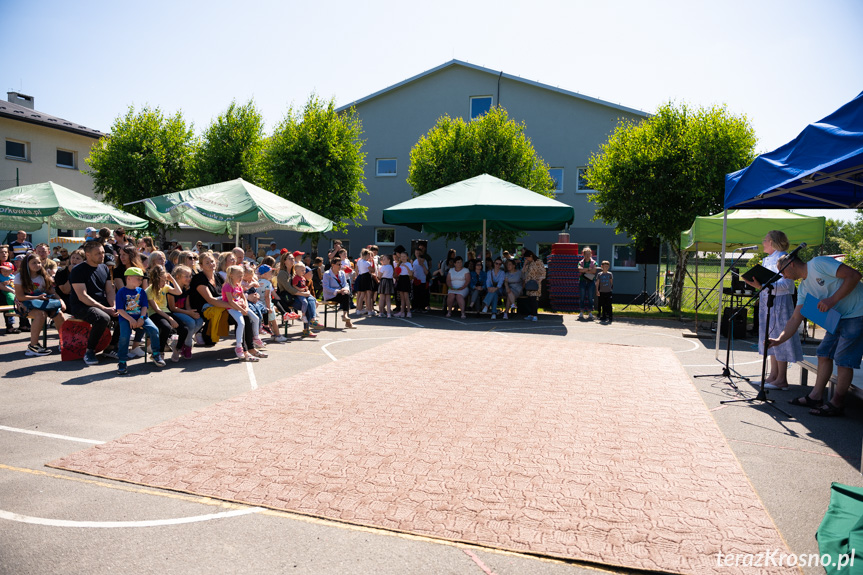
[810,402,844,417]
[788,395,823,408]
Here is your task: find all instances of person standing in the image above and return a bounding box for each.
[9,230,33,258]
[521,250,546,322]
[743,230,802,389]
[596,261,614,323]
[769,254,863,417]
[69,241,117,365]
[578,247,597,320]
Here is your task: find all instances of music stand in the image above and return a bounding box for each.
[721,261,794,417]
[692,246,757,388]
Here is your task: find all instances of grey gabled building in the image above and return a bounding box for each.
[333,59,655,298]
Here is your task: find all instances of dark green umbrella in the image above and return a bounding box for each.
[382,173,574,258]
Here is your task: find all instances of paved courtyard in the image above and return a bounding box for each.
[1,313,861,574]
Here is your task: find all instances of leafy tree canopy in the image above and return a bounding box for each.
[86,105,196,234]
[406,106,555,250]
[192,99,266,187]
[265,94,367,253]
[586,102,757,309]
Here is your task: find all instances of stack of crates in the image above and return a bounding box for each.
[547,242,582,312]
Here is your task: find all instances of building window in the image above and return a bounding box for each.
[376,158,397,177]
[57,149,76,169]
[375,228,395,246]
[5,139,28,161]
[576,167,593,193]
[612,244,638,270]
[548,168,564,193]
[470,96,493,119]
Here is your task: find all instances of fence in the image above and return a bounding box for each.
[660,255,750,315]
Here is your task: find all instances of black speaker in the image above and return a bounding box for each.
[635,238,660,264]
[720,307,747,338]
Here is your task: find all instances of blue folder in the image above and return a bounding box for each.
[801,294,841,334]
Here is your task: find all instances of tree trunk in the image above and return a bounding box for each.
[310,235,319,260]
[668,246,690,312]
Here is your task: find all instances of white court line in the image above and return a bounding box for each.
[320,337,403,362]
[0,425,105,445]
[682,359,762,367]
[246,362,258,390]
[0,506,263,528]
[394,317,424,328]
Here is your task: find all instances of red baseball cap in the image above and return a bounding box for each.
[292,250,304,258]
[280,248,289,254]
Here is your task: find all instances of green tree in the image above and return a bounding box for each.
[265,94,367,256]
[192,99,265,187]
[586,102,757,310]
[86,105,196,235]
[406,106,555,251]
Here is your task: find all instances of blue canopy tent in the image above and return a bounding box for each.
[725,90,863,209]
[711,90,863,352]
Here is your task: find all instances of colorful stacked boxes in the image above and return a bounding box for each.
[547,242,581,312]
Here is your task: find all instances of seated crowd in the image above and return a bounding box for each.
[1,229,547,375]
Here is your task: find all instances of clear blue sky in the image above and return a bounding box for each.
[4,0,862,220]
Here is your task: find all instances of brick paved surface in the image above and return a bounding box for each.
[49,332,794,574]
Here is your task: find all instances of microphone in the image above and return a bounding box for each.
[734,245,759,251]
[787,242,807,260]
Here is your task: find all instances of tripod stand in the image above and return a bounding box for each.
[623,264,664,312]
[721,271,792,417]
[692,246,756,388]
[693,303,750,390]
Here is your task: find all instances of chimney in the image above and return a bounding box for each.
[7,91,35,110]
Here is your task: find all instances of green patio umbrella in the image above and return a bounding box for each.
[141,178,333,245]
[0,181,148,232]
[382,173,575,259]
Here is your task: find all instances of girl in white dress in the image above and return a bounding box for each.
[743,230,803,389]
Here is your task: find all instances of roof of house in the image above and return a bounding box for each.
[0,99,104,139]
[337,59,649,117]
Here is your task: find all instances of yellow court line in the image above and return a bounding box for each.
[0,463,608,570]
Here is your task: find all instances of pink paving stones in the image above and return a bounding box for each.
[49,331,794,575]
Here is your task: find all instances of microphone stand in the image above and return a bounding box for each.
[721,259,794,417]
[692,246,756,389]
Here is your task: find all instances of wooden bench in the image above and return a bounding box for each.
[799,355,863,402]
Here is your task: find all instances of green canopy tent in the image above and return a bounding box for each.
[139,178,334,246]
[0,181,148,232]
[381,173,575,262]
[680,209,826,252]
[679,209,826,335]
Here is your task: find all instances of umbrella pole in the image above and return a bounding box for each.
[482,219,487,270]
[235,222,240,250]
